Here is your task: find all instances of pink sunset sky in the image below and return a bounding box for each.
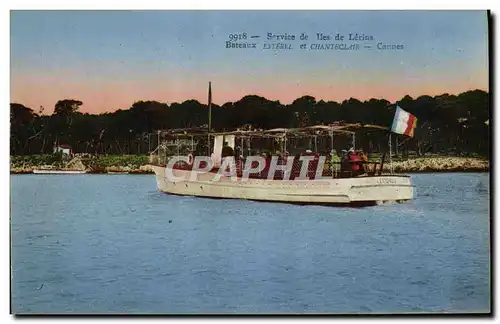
[11,11,489,114]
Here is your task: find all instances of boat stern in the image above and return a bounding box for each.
[346,175,414,204]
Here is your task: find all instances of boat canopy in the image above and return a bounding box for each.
[157,123,389,138]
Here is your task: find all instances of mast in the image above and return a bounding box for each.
[207,81,212,155]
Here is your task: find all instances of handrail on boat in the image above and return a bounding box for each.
[156,123,390,138]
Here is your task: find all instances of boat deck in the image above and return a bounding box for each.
[161,155,402,180]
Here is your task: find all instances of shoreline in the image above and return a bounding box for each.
[10,156,489,175]
[10,170,490,175]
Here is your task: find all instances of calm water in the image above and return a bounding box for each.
[11,173,490,314]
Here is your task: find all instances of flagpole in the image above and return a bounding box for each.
[395,135,398,156]
[391,104,417,170]
[208,81,212,156]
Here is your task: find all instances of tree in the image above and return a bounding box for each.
[51,99,83,145]
[289,95,316,127]
[54,99,83,116]
[10,103,38,154]
[8,89,490,157]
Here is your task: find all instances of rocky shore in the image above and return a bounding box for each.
[10,155,153,174]
[10,163,154,174]
[382,157,489,173]
[10,155,488,174]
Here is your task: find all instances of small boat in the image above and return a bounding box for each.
[107,171,130,175]
[33,169,87,174]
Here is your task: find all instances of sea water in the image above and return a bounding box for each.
[10,173,490,313]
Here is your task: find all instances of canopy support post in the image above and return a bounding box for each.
[207,134,211,156]
[241,137,244,158]
[389,133,393,174]
[330,131,334,151]
[284,132,287,153]
[329,129,336,178]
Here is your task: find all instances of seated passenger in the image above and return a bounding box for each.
[348,149,361,174]
[330,149,341,174]
[221,141,234,158]
[340,150,350,172]
[358,149,369,174]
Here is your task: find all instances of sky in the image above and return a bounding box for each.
[10,10,489,114]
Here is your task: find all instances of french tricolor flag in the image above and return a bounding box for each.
[391,106,417,137]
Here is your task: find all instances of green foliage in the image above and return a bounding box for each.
[10,154,60,168]
[10,90,490,157]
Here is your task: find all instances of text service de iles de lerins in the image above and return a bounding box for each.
[225,32,404,51]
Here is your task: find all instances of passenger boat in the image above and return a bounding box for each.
[149,82,414,206]
[149,124,414,207]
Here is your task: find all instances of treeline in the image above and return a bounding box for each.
[10,89,490,156]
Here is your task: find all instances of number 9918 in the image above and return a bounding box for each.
[228,33,247,41]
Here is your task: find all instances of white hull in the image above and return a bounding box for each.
[33,169,87,174]
[152,165,414,206]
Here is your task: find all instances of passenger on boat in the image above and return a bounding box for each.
[348,149,362,175]
[358,149,369,174]
[340,149,350,172]
[330,149,341,175]
[325,150,332,171]
[221,142,234,158]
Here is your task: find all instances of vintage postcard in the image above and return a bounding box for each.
[10,10,490,314]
